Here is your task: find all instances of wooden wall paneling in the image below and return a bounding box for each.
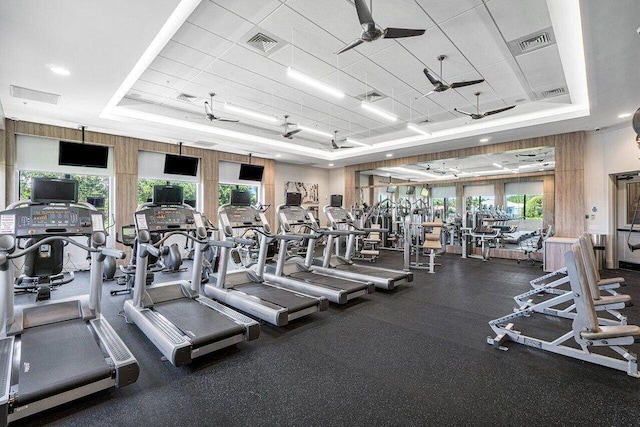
[113,138,139,259]
[455,183,464,213]
[4,120,16,206]
[343,166,357,208]
[543,175,555,230]
[553,132,585,237]
[494,181,505,209]
[262,159,276,226]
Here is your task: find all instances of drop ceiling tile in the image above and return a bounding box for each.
[475,59,529,101]
[159,40,216,71]
[186,0,254,41]
[171,22,235,60]
[440,6,512,68]
[131,80,176,98]
[210,0,283,25]
[516,45,566,92]
[486,0,551,42]
[414,0,482,24]
[148,56,200,81]
[368,47,431,89]
[139,69,190,91]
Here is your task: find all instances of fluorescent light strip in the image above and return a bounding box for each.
[449,168,460,173]
[296,124,333,138]
[407,123,431,136]
[382,167,441,179]
[361,102,397,122]
[345,138,369,147]
[287,67,344,98]
[492,163,504,169]
[224,103,278,123]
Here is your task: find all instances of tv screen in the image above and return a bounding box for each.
[183,199,196,208]
[59,141,109,168]
[32,178,78,203]
[386,186,397,194]
[421,187,429,198]
[285,192,302,206]
[153,185,183,205]
[330,194,343,208]
[86,196,105,208]
[239,164,264,181]
[230,190,251,206]
[405,185,416,195]
[164,154,199,176]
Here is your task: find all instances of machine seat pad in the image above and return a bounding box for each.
[598,277,625,286]
[423,241,442,249]
[154,299,245,347]
[18,319,112,405]
[593,294,631,306]
[581,324,640,340]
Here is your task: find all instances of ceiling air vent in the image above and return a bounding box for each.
[10,85,60,105]
[508,27,556,56]
[176,93,198,103]
[540,87,566,98]
[241,27,287,57]
[356,90,387,103]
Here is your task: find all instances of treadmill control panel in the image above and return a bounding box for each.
[135,206,195,232]
[324,206,352,225]
[278,206,315,233]
[1,205,100,238]
[218,205,270,237]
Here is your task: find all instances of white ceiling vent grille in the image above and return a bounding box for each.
[540,87,566,98]
[508,27,556,56]
[241,27,287,57]
[176,93,198,103]
[356,90,387,103]
[10,85,60,105]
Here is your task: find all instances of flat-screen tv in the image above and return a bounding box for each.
[86,196,105,208]
[386,186,397,193]
[59,141,109,168]
[405,185,416,195]
[285,192,302,206]
[239,164,264,181]
[330,194,343,208]
[230,190,251,206]
[153,185,183,205]
[164,154,199,176]
[32,178,78,203]
[183,199,196,208]
[421,187,429,198]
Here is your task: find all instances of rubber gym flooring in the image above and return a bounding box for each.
[15,252,640,426]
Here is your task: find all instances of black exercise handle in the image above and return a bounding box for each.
[3,236,99,260]
[153,230,208,247]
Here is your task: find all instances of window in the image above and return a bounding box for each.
[19,170,110,212]
[433,197,458,220]
[137,178,197,206]
[506,194,543,219]
[219,183,258,206]
[467,196,494,211]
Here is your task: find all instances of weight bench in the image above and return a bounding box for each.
[421,220,443,274]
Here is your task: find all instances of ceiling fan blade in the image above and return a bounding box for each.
[204,101,212,116]
[484,105,516,116]
[515,153,538,157]
[354,0,374,26]
[422,68,441,86]
[383,27,425,39]
[283,129,302,138]
[453,108,473,117]
[216,117,239,122]
[336,38,365,54]
[331,140,340,150]
[450,79,485,89]
[415,90,435,100]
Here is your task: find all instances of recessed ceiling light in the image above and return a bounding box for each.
[224,103,278,123]
[618,113,632,118]
[480,137,490,143]
[287,67,344,98]
[275,154,282,158]
[407,123,431,136]
[328,163,334,167]
[46,64,70,76]
[361,101,398,122]
[386,153,393,157]
[296,124,333,138]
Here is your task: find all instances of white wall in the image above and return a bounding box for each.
[274,162,330,226]
[584,125,640,266]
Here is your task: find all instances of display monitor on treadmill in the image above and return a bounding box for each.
[330,194,343,208]
[153,185,183,205]
[285,192,302,206]
[32,178,78,203]
[230,190,251,206]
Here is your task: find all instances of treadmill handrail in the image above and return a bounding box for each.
[151,230,208,247]
[0,236,123,263]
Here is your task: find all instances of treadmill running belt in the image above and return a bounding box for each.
[18,319,112,405]
[290,271,366,292]
[154,299,245,347]
[234,282,318,312]
[336,264,407,281]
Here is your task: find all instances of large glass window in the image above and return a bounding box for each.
[19,170,110,212]
[137,179,197,206]
[433,197,458,220]
[219,183,258,206]
[506,194,543,219]
[467,196,494,211]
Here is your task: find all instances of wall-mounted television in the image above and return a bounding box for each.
[32,178,78,203]
[164,154,199,176]
[386,186,397,193]
[405,185,416,195]
[421,187,430,198]
[86,196,105,208]
[239,164,264,181]
[330,194,343,207]
[153,185,183,205]
[285,192,302,206]
[59,141,108,168]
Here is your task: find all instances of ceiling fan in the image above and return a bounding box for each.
[336,0,426,54]
[204,93,239,122]
[416,55,485,99]
[330,131,357,150]
[281,115,301,139]
[454,92,515,123]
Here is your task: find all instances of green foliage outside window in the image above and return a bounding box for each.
[137,179,196,205]
[219,184,258,206]
[19,170,110,211]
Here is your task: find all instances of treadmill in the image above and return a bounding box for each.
[0,178,139,425]
[314,195,413,290]
[270,193,374,304]
[204,190,328,326]
[123,185,259,367]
